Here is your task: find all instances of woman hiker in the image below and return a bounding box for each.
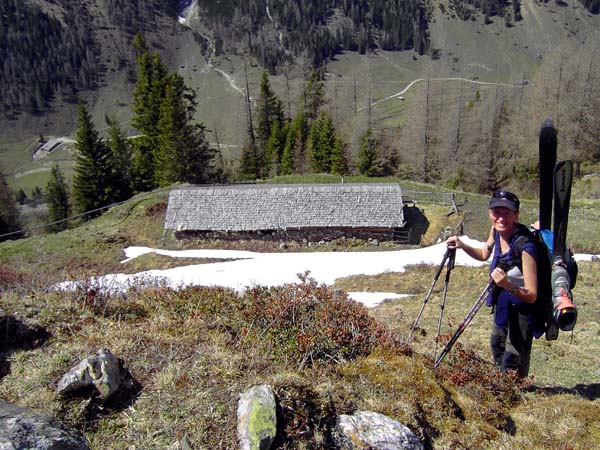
[446,190,545,378]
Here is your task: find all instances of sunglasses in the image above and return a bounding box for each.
[492,190,520,206]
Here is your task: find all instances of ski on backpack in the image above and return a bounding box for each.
[539,119,557,231]
[551,160,577,331]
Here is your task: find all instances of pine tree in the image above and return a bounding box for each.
[131,36,168,192]
[179,122,214,185]
[0,171,21,241]
[155,74,215,186]
[256,70,284,177]
[72,102,114,217]
[263,121,285,178]
[330,138,347,176]
[256,70,284,145]
[15,189,28,205]
[106,118,133,202]
[358,128,378,176]
[155,81,182,186]
[45,163,71,232]
[304,70,326,121]
[239,143,259,180]
[309,113,336,173]
[280,129,295,176]
[132,137,156,192]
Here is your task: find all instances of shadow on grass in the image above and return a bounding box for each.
[532,384,600,401]
[0,315,52,378]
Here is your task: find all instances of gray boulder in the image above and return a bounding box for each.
[0,399,90,450]
[237,385,277,450]
[335,411,423,450]
[56,348,134,401]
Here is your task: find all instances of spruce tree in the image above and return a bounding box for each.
[15,189,28,205]
[155,74,215,186]
[131,37,168,192]
[154,81,181,186]
[263,121,284,178]
[106,118,133,202]
[0,171,21,241]
[256,70,284,146]
[304,70,326,121]
[309,113,336,173]
[239,143,259,180]
[358,128,378,176]
[330,138,347,176]
[280,130,295,176]
[72,102,114,217]
[45,163,71,232]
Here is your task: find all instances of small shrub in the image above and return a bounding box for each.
[436,338,524,432]
[239,274,396,366]
[0,264,24,292]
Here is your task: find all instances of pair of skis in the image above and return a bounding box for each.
[539,119,577,332]
[434,119,577,369]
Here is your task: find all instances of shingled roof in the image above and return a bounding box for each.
[164,183,405,232]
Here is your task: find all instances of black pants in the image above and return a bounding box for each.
[490,307,533,378]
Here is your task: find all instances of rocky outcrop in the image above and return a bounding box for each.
[56,348,136,402]
[335,411,423,450]
[0,399,90,450]
[237,385,277,450]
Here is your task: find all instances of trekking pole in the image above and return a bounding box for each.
[433,247,456,362]
[407,245,453,344]
[433,279,495,369]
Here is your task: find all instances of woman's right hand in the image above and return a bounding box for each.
[445,235,463,250]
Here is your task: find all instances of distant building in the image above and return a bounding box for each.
[164,183,407,242]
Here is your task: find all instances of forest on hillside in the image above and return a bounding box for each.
[0,0,177,115]
[1,0,599,117]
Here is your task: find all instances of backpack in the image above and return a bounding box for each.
[512,224,580,339]
[511,225,557,341]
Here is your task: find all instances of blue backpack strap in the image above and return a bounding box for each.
[538,229,554,256]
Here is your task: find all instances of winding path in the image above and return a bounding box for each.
[179,0,246,97]
[364,77,525,111]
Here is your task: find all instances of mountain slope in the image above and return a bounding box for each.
[1,0,599,193]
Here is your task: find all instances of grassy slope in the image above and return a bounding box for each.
[0,181,599,448]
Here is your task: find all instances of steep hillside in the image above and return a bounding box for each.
[1,0,599,193]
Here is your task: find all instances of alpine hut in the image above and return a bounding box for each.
[164,183,406,242]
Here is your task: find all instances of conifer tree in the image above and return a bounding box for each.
[45,163,71,232]
[304,70,326,121]
[106,118,133,202]
[280,110,308,175]
[131,35,168,192]
[155,74,215,186]
[280,130,295,176]
[256,70,284,145]
[72,102,114,217]
[239,143,259,180]
[358,128,378,176]
[330,137,347,176]
[154,81,182,186]
[15,189,28,205]
[264,121,285,178]
[0,171,21,241]
[309,112,336,173]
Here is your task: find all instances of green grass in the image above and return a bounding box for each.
[0,262,598,449]
[0,179,599,449]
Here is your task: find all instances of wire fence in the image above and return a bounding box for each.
[401,190,456,205]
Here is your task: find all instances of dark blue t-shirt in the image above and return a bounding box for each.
[488,229,541,334]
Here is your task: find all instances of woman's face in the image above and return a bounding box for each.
[489,206,518,232]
